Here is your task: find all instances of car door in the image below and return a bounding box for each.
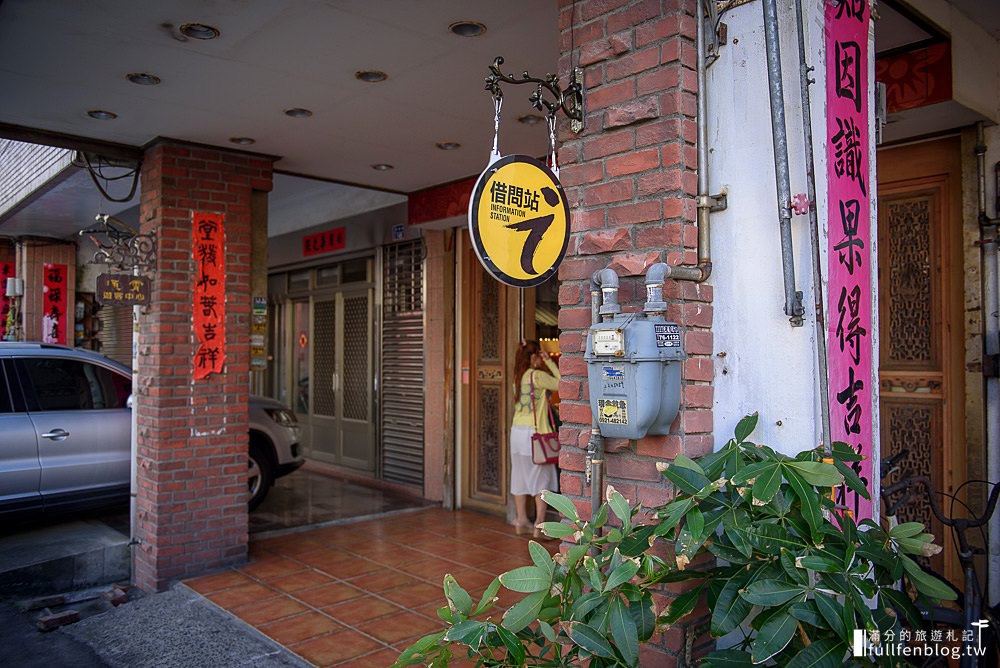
[16,355,131,507]
[0,359,42,513]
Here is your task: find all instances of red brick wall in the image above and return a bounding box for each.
[134,142,273,592]
[557,0,712,663]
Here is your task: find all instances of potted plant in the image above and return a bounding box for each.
[394,413,953,667]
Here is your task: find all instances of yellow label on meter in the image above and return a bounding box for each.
[468,155,570,287]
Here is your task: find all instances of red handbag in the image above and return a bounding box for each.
[529,372,560,465]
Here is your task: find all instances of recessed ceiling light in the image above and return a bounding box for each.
[284,108,313,118]
[126,72,161,86]
[449,21,486,37]
[371,163,394,171]
[436,141,461,151]
[229,137,256,145]
[517,114,544,126]
[87,109,117,120]
[355,70,388,83]
[179,23,220,40]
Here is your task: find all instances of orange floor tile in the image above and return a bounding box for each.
[185,507,553,667]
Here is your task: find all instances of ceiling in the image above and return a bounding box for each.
[0,0,997,239]
[0,0,559,190]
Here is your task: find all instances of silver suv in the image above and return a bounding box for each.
[0,342,303,515]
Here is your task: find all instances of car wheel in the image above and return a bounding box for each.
[248,441,274,511]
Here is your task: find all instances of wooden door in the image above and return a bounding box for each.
[460,232,520,514]
[877,136,965,582]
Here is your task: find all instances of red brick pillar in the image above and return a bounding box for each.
[134,141,273,592]
[558,0,712,663]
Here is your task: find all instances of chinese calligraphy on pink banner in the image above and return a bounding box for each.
[826,0,873,520]
[42,263,67,344]
[192,212,226,379]
[0,262,13,339]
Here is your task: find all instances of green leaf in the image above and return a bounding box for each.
[686,506,705,540]
[889,522,927,539]
[784,461,844,488]
[740,522,805,553]
[814,592,846,639]
[605,559,641,592]
[537,521,576,539]
[661,583,705,625]
[833,458,870,500]
[879,586,924,631]
[780,549,808,586]
[501,590,546,633]
[499,565,551,593]
[702,649,755,667]
[785,639,846,668]
[629,592,657,642]
[572,591,605,620]
[609,596,639,666]
[443,574,473,618]
[528,541,554,574]
[494,625,526,665]
[654,498,694,534]
[788,600,828,629]
[730,460,772,486]
[711,576,754,636]
[797,556,842,573]
[740,579,805,607]
[831,441,862,461]
[473,577,501,616]
[785,469,823,542]
[444,619,486,646]
[901,556,958,601]
[392,631,446,667]
[734,412,759,443]
[538,619,557,643]
[565,621,616,658]
[662,464,712,495]
[608,489,632,529]
[672,453,706,475]
[541,490,579,523]
[619,524,656,558]
[750,462,783,504]
[751,609,798,664]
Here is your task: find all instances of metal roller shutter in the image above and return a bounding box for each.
[381,239,424,487]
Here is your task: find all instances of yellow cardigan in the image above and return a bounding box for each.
[511,358,560,432]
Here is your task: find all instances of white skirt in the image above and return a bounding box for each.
[509,425,558,496]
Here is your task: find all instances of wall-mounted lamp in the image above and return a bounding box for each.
[5,277,24,297]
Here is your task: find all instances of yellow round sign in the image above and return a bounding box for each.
[468,155,570,287]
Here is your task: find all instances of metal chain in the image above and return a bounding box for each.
[491,95,503,163]
[547,113,559,177]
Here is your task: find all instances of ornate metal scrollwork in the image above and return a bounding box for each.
[81,214,157,274]
[485,56,585,133]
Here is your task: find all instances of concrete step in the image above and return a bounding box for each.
[0,520,129,596]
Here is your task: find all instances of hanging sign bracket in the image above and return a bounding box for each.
[485,56,585,134]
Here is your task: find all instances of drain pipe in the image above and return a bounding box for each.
[792,0,832,454]
[588,269,620,517]
[763,0,806,326]
[976,122,1000,606]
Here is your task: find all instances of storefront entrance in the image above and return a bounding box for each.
[458,231,560,516]
[276,259,376,472]
[877,136,966,583]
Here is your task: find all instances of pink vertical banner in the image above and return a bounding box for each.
[826,0,873,520]
[0,261,13,339]
[42,263,68,345]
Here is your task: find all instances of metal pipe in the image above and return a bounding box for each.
[589,268,619,518]
[665,0,714,285]
[644,262,670,315]
[763,0,805,326]
[976,122,1000,606]
[793,0,832,455]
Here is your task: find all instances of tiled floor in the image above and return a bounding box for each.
[186,507,554,667]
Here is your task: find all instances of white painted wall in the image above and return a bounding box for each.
[708,0,870,457]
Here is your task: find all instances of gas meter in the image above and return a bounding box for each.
[585,313,684,439]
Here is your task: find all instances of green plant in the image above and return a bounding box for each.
[394,413,954,667]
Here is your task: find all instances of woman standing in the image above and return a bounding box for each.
[509,340,560,537]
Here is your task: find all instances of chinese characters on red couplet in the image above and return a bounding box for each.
[826,0,873,520]
[192,212,226,379]
[0,262,13,339]
[42,263,67,345]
